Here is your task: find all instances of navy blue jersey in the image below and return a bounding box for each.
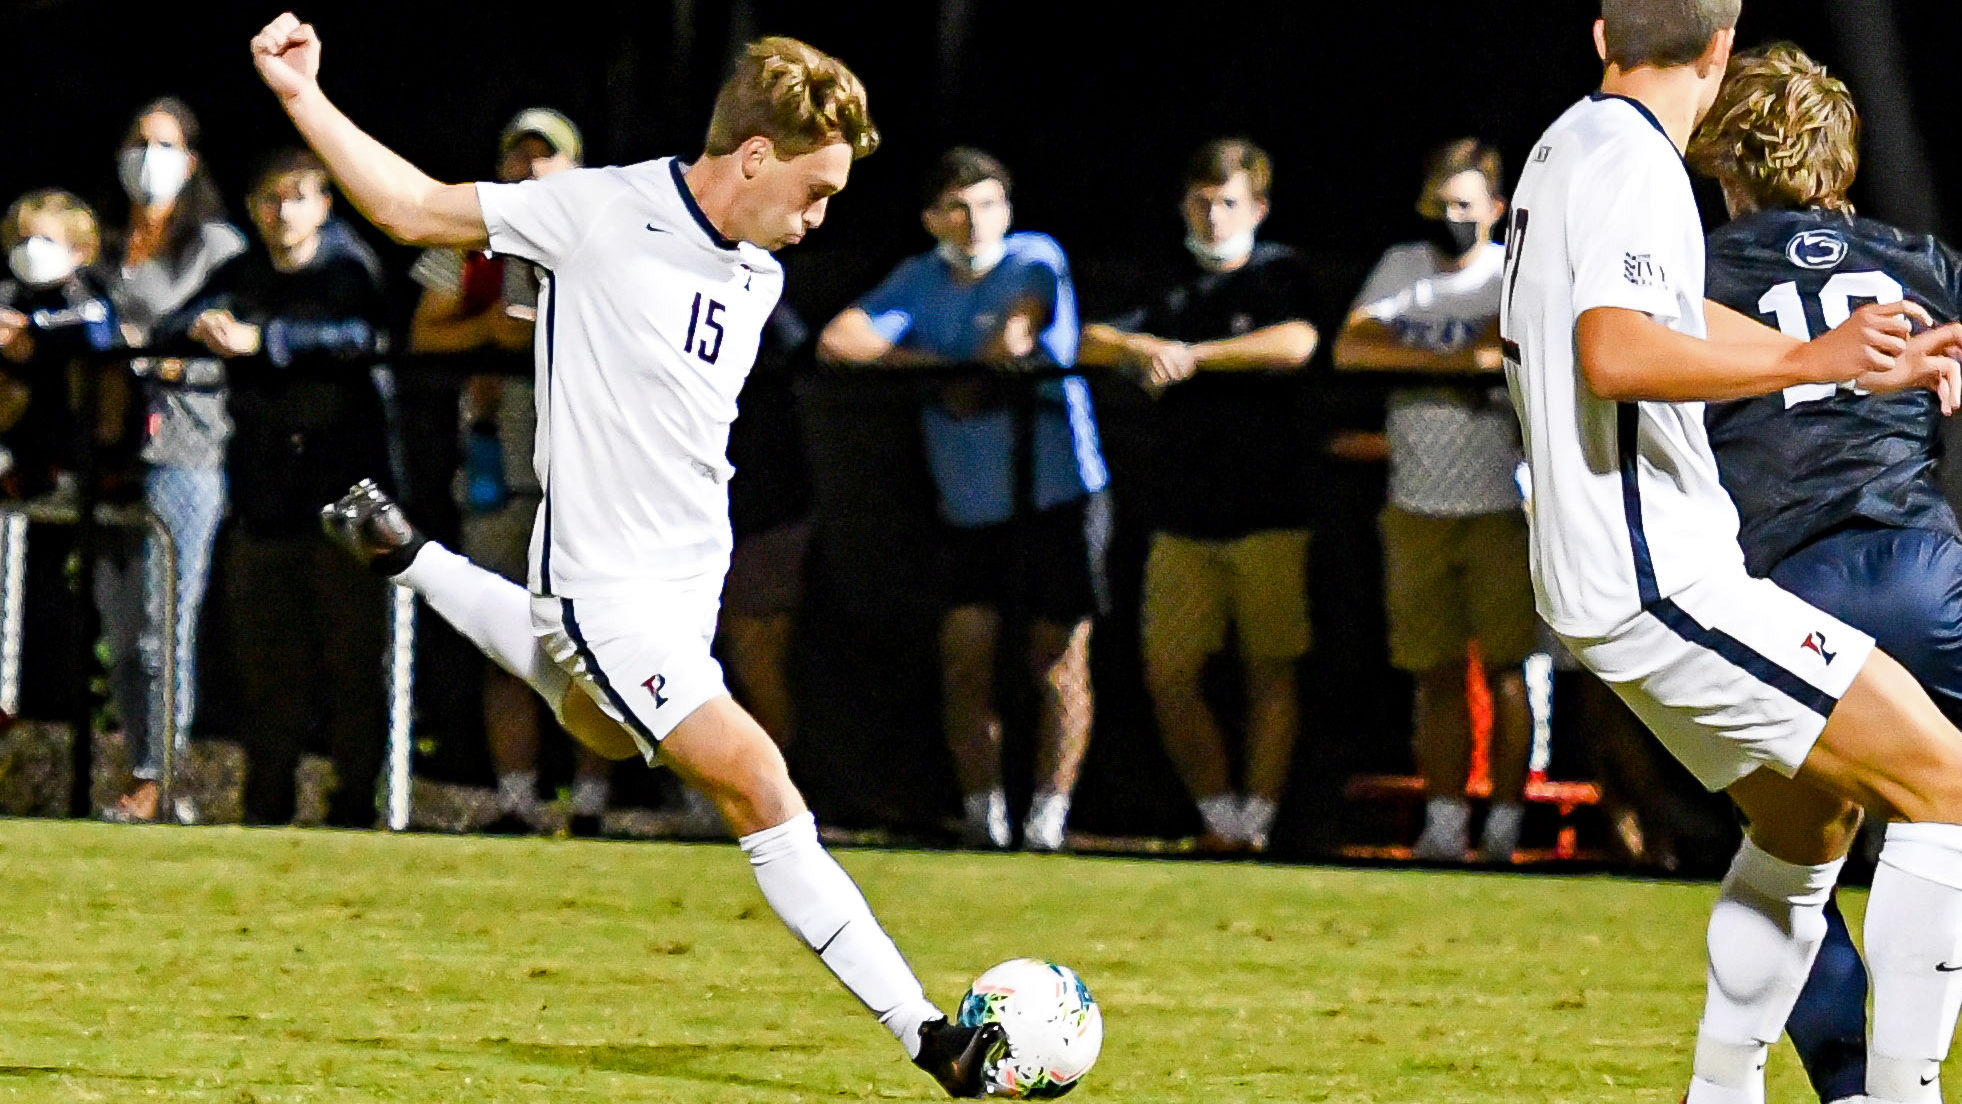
[1704,208,1962,576]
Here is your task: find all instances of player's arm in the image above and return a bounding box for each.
[815,308,944,367]
[1334,313,1502,373]
[251,13,487,248]
[1577,301,1962,407]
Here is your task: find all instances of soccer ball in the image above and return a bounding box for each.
[956,958,1103,1098]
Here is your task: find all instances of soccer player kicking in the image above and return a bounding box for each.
[1689,42,1962,1104]
[1505,4,1962,1103]
[246,13,1005,1096]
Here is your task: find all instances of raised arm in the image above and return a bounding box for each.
[1577,300,1962,409]
[251,13,487,248]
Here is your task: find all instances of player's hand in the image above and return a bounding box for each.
[251,12,323,104]
[1858,320,1962,415]
[1796,300,1932,383]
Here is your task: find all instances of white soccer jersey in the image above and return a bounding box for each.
[477,158,785,597]
[1502,94,1745,637]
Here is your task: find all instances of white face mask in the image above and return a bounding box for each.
[9,236,77,287]
[938,239,1007,277]
[118,144,193,205]
[1185,229,1256,270]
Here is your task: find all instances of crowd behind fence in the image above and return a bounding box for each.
[0,96,1764,874]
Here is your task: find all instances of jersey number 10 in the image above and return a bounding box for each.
[684,293,727,365]
[1757,270,1903,407]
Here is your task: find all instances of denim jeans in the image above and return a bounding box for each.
[96,464,226,779]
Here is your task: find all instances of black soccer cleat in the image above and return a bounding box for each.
[321,479,427,577]
[914,1017,1008,1098]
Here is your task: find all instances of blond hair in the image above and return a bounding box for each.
[705,36,879,161]
[1688,42,1859,214]
[3,189,101,264]
[1416,138,1504,219]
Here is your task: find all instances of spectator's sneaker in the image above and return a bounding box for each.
[913,1017,1008,1098]
[1479,802,1526,865]
[1411,821,1469,863]
[321,479,426,577]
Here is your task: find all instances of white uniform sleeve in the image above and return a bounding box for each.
[476,167,626,270]
[1568,142,1692,327]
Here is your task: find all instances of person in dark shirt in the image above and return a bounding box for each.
[1079,138,1318,852]
[185,147,391,828]
[1689,43,1962,1104]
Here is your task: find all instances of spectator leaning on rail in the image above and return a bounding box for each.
[97,96,248,823]
[818,147,1109,852]
[406,107,615,836]
[1078,137,1319,853]
[1332,138,1534,863]
[0,191,118,497]
[181,147,392,828]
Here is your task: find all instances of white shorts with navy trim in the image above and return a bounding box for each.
[1559,570,1875,792]
[532,580,727,762]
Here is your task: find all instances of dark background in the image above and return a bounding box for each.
[3,0,1955,850]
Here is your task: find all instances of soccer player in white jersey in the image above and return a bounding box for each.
[247,13,1005,1096]
[1505,4,1962,1102]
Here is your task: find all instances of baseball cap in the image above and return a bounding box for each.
[500,108,583,164]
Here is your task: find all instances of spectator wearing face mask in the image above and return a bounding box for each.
[0,190,119,497]
[182,147,392,828]
[818,147,1108,852]
[96,97,247,823]
[1078,138,1320,853]
[1332,138,1532,863]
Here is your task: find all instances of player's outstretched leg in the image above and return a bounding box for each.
[1784,894,1868,1104]
[1789,651,1962,1104]
[322,480,573,705]
[661,696,1006,1097]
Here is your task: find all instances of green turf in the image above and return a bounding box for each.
[0,819,1913,1102]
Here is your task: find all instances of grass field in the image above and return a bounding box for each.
[0,820,1909,1103]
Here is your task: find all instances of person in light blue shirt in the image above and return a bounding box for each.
[820,147,1106,852]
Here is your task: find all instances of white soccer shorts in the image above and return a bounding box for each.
[1559,570,1875,792]
[531,580,728,762]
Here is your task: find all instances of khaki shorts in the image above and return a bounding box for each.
[1141,529,1311,676]
[1381,505,1536,671]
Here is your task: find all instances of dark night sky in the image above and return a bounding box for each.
[1,0,1955,317]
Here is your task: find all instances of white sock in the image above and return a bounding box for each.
[1197,792,1244,840]
[496,770,538,817]
[1241,796,1278,849]
[1422,797,1471,839]
[740,812,941,1056]
[569,775,609,817]
[1685,839,1843,1104]
[1024,789,1070,851]
[964,789,1011,848]
[396,542,568,706]
[1866,822,1962,1103]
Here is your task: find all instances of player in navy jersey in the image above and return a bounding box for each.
[1691,42,1962,1104]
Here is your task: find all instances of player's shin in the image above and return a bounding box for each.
[1864,822,1962,1103]
[395,542,569,705]
[740,811,942,1056]
[1687,839,1843,1104]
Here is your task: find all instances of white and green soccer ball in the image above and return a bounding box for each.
[956,958,1103,1098]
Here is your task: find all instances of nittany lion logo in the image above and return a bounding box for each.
[1786,229,1848,270]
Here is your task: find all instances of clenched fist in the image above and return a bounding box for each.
[251,12,323,103]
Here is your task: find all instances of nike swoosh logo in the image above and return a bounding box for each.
[815,922,850,957]
[646,223,671,234]
[1924,1073,1939,1085]
[1938,961,1962,972]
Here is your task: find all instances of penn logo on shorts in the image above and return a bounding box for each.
[1800,631,1838,665]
